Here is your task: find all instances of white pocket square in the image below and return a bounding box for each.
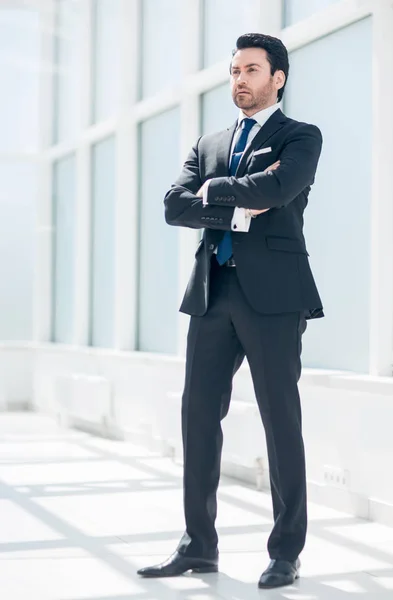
[253,147,272,156]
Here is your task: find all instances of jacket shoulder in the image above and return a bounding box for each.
[198,125,236,147]
[282,115,322,140]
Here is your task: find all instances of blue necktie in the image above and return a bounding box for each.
[216,117,257,265]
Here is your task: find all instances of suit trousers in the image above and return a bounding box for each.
[178,258,308,562]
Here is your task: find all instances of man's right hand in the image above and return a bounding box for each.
[248,161,280,216]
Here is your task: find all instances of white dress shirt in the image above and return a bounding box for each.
[203,102,281,233]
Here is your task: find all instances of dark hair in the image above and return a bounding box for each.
[231,33,289,102]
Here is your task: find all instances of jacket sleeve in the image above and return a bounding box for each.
[164,139,235,230]
[205,123,322,210]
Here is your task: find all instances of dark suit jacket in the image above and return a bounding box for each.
[164,108,324,319]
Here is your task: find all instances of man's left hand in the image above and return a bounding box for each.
[248,208,270,216]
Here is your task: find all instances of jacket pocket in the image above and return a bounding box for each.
[266,235,309,255]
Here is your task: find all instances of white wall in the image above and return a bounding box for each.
[25,345,393,527]
[0,344,33,409]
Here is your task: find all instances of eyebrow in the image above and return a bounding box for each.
[231,63,261,70]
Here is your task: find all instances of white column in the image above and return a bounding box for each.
[113,121,139,350]
[33,158,53,342]
[177,0,202,355]
[113,0,140,350]
[72,0,93,345]
[33,0,55,342]
[73,142,91,345]
[369,0,393,376]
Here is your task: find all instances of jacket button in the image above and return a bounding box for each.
[209,244,215,250]
[233,224,237,229]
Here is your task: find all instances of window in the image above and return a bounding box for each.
[91,0,121,123]
[90,136,116,347]
[138,108,181,353]
[140,0,182,99]
[0,162,36,340]
[53,155,76,343]
[283,0,341,27]
[0,8,40,153]
[53,0,83,143]
[202,0,261,69]
[284,18,372,372]
[201,83,239,135]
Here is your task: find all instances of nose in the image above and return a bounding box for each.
[236,71,248,84]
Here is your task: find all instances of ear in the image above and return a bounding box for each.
[275,70,286,91]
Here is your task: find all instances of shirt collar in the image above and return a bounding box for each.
[237,102,281,129]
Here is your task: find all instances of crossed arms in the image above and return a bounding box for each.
[164,123,322,231]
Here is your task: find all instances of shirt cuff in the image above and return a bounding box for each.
[202,179,212,206]
[231,207,251,232]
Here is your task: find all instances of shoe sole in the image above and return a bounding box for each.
[258,573,300,589]
[138,565,219,578]
[192,565,219,574]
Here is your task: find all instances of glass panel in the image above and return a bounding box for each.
[140,0,182,99]
[53,155,76,343]
[202,0,261,68]
[90,136,116,348]
[201,83,239,135]
[283,0,341,27]
[284,18,372,372]
[53,0,84,144]
[0,8,40,153]
[138,107,180,353]
[92,0,121,123]
[0,162,36,340]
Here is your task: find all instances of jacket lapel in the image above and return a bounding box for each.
[236,109,288,177]
[215,121,238,176]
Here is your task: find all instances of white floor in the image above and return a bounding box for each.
[1,415,393,599]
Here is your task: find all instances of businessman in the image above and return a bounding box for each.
[138,33,323,589]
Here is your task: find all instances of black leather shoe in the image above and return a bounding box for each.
[137,551,218,578]
[258,558,300,589]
